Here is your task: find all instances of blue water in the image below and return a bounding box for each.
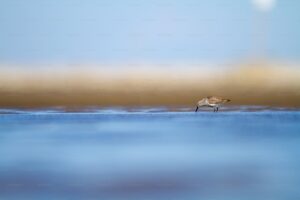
[0,107,300,200]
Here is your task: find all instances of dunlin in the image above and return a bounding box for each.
[195,96,231,112]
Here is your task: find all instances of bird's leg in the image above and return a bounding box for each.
[216,107,219,112]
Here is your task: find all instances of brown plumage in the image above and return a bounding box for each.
[195,96,231,112]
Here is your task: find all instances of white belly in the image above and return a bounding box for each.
[204,99,219,107]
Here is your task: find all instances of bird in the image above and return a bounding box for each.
[195,96,231,112]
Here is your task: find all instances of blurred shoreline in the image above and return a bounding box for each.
[0,62,300,108]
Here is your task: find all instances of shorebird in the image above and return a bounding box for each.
[195,96,231,112]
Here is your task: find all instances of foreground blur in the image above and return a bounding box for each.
[0,107,300,200]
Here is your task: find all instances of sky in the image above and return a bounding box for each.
[0,0,300,64]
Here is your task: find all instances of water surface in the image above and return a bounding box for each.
[0,107,300,200]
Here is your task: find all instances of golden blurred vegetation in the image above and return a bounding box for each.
[0,62,300,108]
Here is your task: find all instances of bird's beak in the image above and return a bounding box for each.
[195,106,199,112]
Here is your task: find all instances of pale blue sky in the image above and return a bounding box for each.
[0,0,300,63]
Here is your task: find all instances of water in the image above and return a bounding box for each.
[0,107,300,200]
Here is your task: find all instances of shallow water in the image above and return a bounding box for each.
[0,107,300,200]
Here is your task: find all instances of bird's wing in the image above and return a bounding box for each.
[207,96,223,104]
